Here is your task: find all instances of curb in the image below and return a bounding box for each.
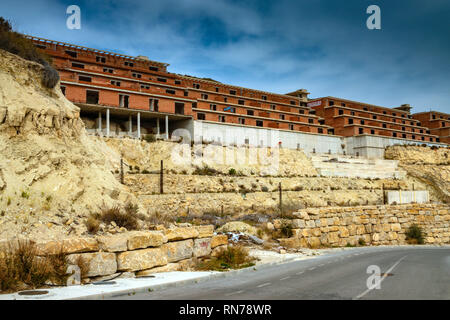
[70,256,304,300]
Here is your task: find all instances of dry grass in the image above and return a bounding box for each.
[195,245,256,271]
[74,255,90,279]
[85,216,100,234]
[95,203,140,230]
[274,201,304,217]
[0,241,68,293]
[192,165,219,176]
[270,221,293,239]
[145,211,176,228]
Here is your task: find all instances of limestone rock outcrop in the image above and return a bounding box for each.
[0,49,134,240]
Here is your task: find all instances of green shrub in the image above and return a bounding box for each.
[358,238,366,246]
[405,224,424,244]
[228,168,237,176]
[279,222,293,238]
[195,245,255,271]
[142,134,156,143]
[193,165,218,176]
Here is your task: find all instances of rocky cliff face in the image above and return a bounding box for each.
[385,145,449,165]
[0,49,82,138]
[0,49,133,240]
[385,145,450,203]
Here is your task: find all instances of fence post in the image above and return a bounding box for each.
[120,157,124,184]
[160,160,164,194]
[279,182,282,217]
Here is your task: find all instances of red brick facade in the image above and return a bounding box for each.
[413,111,450,144]
[309,97,441,143]
[29,36,332,136]
[27,36,447,144]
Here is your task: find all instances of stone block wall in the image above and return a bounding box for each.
[0,225,227,284]
[274,204,449,248]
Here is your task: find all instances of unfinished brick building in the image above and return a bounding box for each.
[27,35,446,149]
[28,35,332,139]
[309,97,440,143]
[412,111,450,144]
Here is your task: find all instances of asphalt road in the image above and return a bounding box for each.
[112,246,450,300]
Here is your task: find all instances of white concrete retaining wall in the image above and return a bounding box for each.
[345,135,446,159]
[192,121,344,154]
[191,122,447,159]
[386,190,429,204]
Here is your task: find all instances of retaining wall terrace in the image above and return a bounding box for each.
[0,225,228,284]
[274,203,450,248]
[192,121,447,159]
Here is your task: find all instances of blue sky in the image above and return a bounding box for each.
[1,0,449,113]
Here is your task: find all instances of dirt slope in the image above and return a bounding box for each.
[0,49,134,240]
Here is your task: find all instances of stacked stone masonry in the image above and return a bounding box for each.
[0,225,225,283]
[274,204,449,248]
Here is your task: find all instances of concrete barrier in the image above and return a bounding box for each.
[386,190,429,204]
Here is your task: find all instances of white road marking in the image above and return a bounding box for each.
[296,271,304,275]
[308,267,316,271]
[319,264,325,267]
[257,282,271,288]
[354,255,408,300]
[225,290,244,296]
[280,276,290,281]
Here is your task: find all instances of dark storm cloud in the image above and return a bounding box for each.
[1,0,449,112]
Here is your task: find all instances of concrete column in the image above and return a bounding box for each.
[137,112,141,139]
[165,115,169,140]
[98,111,102,134]
[106,108,110,137]
[156,118,160,136]
[128,114,133,136]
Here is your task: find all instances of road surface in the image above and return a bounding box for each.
[110,246,450,300]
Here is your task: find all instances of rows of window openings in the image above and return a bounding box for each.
[355,127,435,141]
[65,48,321,95]
[59,50,448,133]
[193,83,300,106]
[64,48,166,79]
[72,60,171,84]
[71,68,299,105]
[340,109,419,125]
[431,114,450,120]
[199,113,294,130]
[331,101,414,119]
